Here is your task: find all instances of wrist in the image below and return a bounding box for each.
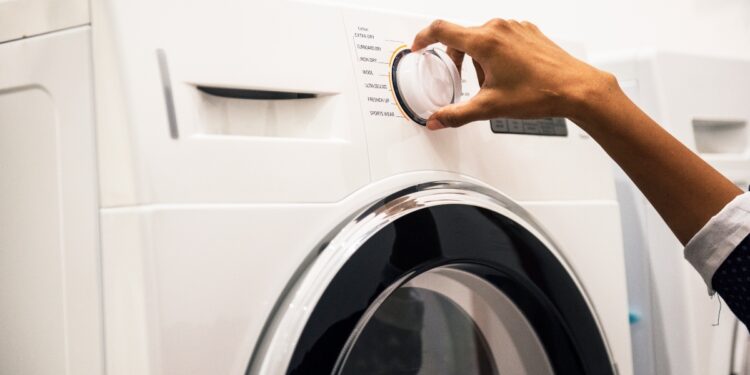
[564,70,625,128]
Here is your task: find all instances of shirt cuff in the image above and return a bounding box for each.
[684,192,750,294]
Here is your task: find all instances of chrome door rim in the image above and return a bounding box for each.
[248,180,617,374]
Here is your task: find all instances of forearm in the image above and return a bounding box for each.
[570,74,742,244]
[409,19,742,244]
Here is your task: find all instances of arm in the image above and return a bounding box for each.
[411,19,742,244]
[573,80,741,244]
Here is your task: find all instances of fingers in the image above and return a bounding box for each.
[426,90,496,130]
[520,20,541,34]
[446,47,465,73]
[472,58,485,87]
[412,19,474,52]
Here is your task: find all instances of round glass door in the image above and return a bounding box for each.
[335,266,553,375]
[249,183,616,375]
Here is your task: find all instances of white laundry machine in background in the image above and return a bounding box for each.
[1,1,632,374]
[0,1,102,374]
[594,51,750,375]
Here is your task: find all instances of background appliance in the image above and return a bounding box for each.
[595,50,750,375]
[0,0,101,373]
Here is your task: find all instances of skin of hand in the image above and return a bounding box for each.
[412,19,742,245]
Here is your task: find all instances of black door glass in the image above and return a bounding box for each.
[336,286,498,375]
[283,204,614,375]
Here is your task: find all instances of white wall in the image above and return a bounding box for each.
[324,0,750,60]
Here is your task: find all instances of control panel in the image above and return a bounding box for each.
[344,12,477,127]
[344,11,569,137]
[490,118,568,136]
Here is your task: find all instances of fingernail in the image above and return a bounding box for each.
[426,119,445,130]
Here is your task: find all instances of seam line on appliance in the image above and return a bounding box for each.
[0,23,90,45]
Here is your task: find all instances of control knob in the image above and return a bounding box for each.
[390,47,463,125]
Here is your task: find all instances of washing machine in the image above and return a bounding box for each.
[1,1,632,374]
[0,1,101,374]
[594,50,750,375]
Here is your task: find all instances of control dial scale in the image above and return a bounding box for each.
[390,47,462,125]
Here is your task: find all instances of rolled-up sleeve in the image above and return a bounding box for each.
[684,192,750,293]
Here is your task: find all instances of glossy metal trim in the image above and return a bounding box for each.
[156,49,179,139]
[247,180,617,374]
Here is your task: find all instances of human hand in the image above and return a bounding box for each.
[411,19,618,130]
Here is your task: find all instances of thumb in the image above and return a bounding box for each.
[427,90,494,130]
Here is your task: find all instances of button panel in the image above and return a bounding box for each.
[344,16,480,127]
[490,118,568,136]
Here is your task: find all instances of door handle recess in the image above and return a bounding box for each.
[197,86,316,100]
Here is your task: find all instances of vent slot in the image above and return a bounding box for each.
[692,119,747,154]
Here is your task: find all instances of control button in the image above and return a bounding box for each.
[391,47,462,125]
[490,118,509,133]
[553,118,568,136]
[538,118,555,126]
[489,117,569,137]
[539,119,556,135]
[522,120,542,134]
[508,119,524,133]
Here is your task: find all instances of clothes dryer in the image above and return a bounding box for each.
[0,3,101,374]
[595,50,750,375]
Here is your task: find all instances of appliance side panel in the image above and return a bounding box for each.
[100,210,160,375]
[522,202,633,375]
[0,28,103,375]
[0,0,89,43]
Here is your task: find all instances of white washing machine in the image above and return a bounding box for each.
[594,50,750,375]
[1,1,632,374]
[0,1,101,374]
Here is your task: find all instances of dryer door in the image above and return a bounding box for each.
[250,182,615,375]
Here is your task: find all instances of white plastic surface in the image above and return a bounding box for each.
[343,8,615,202]
[92,0,370,206]
[0,0,89,43]
[101,172,632,375]
[91,2,631,375]
[594,50,750,375]
[395,48,461,122]
[92,0,616,205]
[0,27,102,375]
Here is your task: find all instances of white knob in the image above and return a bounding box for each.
[391,48,462,125]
